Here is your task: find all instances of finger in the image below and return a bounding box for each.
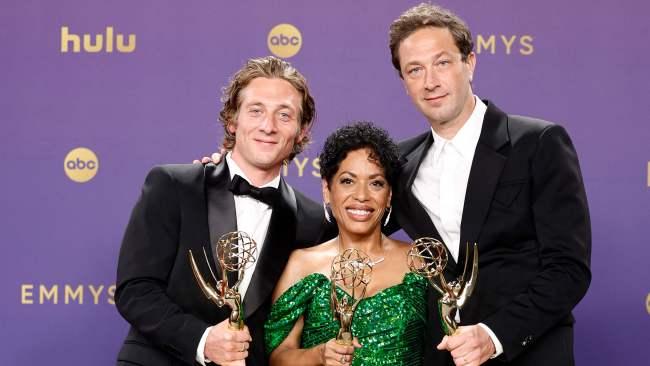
[223,341,241,352]
[445,334,468,351]
[352,337,363,348]
[449,341,476,360]
[340,353,352,365]
[335,346,354,365]
[437,335,450,350]
[228,350,248,361]
[242,325,252,340]
[230,329,252,342]
[200,157,211,163]
[323,350,340,366]
[329,353,350,366]
[453,353,474,366]
[333,344,355,355]
[192,159,201,164]
[211,152,223,162]
[227,340,250,352]
[221,331,234,341]
[453,349,479,366]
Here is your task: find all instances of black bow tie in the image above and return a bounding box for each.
[228,174,279,206]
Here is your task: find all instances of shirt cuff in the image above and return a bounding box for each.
[478,323,503,359]
[196,326,213,365]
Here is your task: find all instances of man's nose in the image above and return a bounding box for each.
[424,68,440,91]
[259,115,277,133]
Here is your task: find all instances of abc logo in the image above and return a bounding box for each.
[64,147,99,183]
[267,24,302,58]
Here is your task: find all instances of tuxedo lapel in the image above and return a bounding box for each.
[243,178,297,318]
[397,132,455,269]
[457,102,509,270]
[204,162,237,280]
[401,132,434,193]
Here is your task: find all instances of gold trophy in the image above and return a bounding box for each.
[188,231,257,330]
[407,238,478,335]
[330,248,373,345]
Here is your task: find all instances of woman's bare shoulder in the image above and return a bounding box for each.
[273,240,338,300]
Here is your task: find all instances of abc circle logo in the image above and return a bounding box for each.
[64,147,99,183]
[267,24,302,58]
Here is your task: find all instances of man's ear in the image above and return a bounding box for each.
[296,124,309,144]
[227,120,237,135]
[465,51,477,82]
[402,78,410,96]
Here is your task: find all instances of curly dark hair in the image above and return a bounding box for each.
[319,122,401,188]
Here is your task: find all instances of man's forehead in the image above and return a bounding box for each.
[400,27,459,53]
[239,77,301,107]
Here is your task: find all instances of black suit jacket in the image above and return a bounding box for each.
[391,101,591,365]
[115,161,333,366]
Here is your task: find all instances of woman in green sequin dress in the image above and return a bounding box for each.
[265,123,428,366]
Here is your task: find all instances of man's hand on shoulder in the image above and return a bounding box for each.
[204,319,251,365]
[192,151,225,164]
[437,325,495,366]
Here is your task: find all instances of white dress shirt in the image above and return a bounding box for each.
[412,96,485,262]
[411,96,503,358]
[197,153,279,365]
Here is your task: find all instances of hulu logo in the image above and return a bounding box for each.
[60,26,136,53]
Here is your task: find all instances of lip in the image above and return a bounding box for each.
[254,139,278,145]
[424,94,448,104]
[345,206,375,221]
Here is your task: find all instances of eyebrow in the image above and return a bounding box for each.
[244,102,263,108]
[338,171,386,179]
[244,101,296,112]
[403,51,453,67]
[276,103,296,112]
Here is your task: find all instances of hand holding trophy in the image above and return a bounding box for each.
[188,231,257,330]
[330,248,373,345]
[407,238,478,335]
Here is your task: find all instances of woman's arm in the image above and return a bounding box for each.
[269,249,359,366]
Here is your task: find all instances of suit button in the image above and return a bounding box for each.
[521,335,533,347]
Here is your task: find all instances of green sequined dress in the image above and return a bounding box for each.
[265,272,428,365]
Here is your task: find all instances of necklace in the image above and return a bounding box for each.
[337,234,386,267]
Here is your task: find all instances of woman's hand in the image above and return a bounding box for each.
[319,338,362,365]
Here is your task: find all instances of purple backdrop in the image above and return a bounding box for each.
[2,0,648,364]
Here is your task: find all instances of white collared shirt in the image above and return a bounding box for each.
[197,153,279,365]
[225,152,279,299]
[412,96,486,262]
[411,96,503,358]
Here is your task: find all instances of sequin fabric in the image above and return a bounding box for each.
[265,272,428,365]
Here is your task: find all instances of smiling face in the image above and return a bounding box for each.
[398,27,476,134]
[323,148,392,238]
[228,77,305,177]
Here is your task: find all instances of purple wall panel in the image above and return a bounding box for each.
[1,0,648,364]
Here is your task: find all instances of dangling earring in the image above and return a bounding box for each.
[383,206,392,227]
[323,202,332,223]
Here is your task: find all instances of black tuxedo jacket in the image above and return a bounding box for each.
[115,161,333,366]
[391,101,591,365]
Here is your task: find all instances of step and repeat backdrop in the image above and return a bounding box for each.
[2,0,648,364]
